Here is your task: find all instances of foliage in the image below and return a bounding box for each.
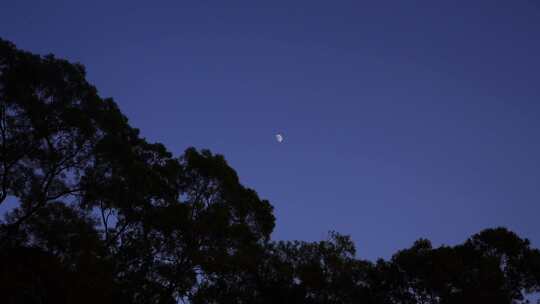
[1,37,539,303]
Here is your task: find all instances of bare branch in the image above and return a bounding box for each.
[100,200,109,242]
[45,187,82,201]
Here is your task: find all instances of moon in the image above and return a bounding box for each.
[275,133,284,143]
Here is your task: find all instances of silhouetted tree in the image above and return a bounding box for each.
[0,38,276,303]
[1,37,540,304]
[0,203,126,303]
[0,37,137,237]
[387,228,540,304]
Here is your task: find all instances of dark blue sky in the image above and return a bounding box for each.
[2,0,539,260]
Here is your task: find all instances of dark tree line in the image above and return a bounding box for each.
[1,37,539,304]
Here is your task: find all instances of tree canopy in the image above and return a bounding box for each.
[1,37,539,304]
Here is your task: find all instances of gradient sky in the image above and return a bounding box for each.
[1,0,539,261]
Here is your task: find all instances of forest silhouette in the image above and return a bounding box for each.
[1,38,539,304]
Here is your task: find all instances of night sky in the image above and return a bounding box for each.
[1,1,539,261]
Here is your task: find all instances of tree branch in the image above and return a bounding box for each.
[100,200,109,242]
